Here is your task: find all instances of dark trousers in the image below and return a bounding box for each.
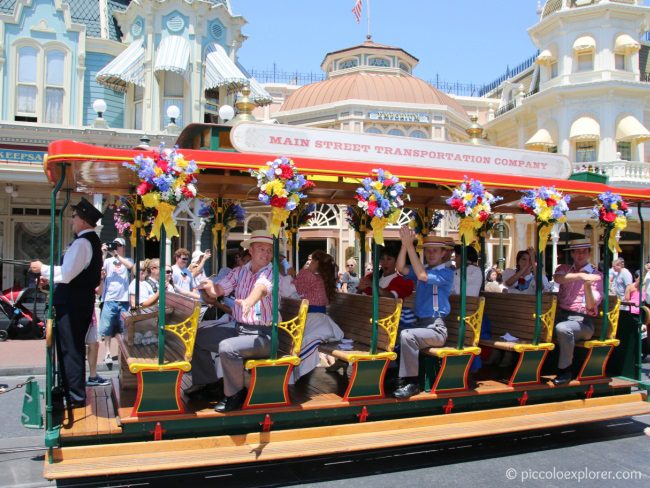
[55,299,93,403]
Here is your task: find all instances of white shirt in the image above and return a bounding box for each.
[452,264,482,297]
[129,279,155,305]
[41,229,94,284]
[502,268,551,295]
[102,256,133,302]
[172,264,194,293]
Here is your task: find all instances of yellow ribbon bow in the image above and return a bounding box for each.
[270,207,291,237]
[149,201,179,239]
[458,216,480,246]
[538,224,552,250]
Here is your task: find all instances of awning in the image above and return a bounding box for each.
[615,34,640,53]
[96,38,145,92]
[154,36,191,77]
[525,128,555,149]
[573,36,596,53]
[616,115,650,142]
[204,43,273,106]
[204,43,248,89]
[536,49,555,64]
[570,117,600,140]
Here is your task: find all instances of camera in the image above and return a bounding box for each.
[105,242,119,252]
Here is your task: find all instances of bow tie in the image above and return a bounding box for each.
[73,234,79,239]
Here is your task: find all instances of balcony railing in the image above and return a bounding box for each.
[572,160,650,186]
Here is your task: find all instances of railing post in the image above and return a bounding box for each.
[157,226,167,365]
[370,240,379,355]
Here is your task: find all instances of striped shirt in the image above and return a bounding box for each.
[555,263,603,316]
[219,262,273,325]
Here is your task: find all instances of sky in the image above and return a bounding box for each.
[233,0,544,87]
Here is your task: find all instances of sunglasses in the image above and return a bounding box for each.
[165,270,173,274]
[178,257,189,261]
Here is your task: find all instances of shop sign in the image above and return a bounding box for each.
[0,149,45,163]
[368,111,429,123]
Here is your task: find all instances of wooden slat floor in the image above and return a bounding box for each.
[60,381,121,438]
[45,392,650,480]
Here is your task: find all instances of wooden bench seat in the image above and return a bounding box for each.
[118,292,201,416]
[402,294,485,393]
[479,292,557,386]
[320,293,402,401]
[243,297,308,409]
[575,300,621,381]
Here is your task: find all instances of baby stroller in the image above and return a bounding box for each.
[0,275,47,341]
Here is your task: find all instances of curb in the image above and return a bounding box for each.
[0,364,115,377]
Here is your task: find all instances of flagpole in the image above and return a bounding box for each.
[367,0,372,39]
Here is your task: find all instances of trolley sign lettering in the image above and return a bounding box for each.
[230,123,573,180]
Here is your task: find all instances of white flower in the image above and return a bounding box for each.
[275,168,282,175]
[186,183,197,195]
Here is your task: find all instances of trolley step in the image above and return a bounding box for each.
[44,392,650,480]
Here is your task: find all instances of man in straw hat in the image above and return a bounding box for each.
[191,230,275,411]
[552,238,603,385]
[30,197,104,408]
[392,227,455,399]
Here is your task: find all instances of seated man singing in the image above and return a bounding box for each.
[190,230,275,412]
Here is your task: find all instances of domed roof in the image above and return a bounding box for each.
[280,71,469,120]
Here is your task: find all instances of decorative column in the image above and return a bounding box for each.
[551,225,560,271]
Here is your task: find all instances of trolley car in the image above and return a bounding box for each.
[30,122,650,480]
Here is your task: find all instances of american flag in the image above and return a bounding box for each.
[352,0,363,23]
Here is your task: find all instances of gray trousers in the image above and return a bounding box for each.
[220,325,271,396]
[399,317,447,378]
[555,311,594,369]
[190,324,238,385]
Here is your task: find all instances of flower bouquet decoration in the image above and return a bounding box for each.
[346,205,371,251]
[409,208,444,251]
[446,177,501,246]
[519,186,570,249]
[123,145,199,239]
[198,199,246,250]
[250,156,315,236]
[593,191,629,253]
[111,196,157,248]
[355,169,408,246]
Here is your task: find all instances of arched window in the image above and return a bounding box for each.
[387,129,404,137]
[410,130,427,139]
[45,50,65,124]
[365,127,382,134]
[573,36,595,72]
[246,216,267,233]
[16,46,38,120]
[307,204,339,227]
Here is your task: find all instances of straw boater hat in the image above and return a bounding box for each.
[563,238,592,251]
[422,235,455,249]
[241,230,274,250]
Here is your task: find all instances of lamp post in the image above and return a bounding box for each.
[165,105,181,134]
[92,99,108,128]
[496,214,506,269]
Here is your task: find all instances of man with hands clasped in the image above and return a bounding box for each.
[392,226,454,399]
[552,239,603,385]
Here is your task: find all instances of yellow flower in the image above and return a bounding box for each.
[611,203,618,210]
[538,207,552,222]
[141,192,160,208]
[153,166,163,177]
[176,157,188,169]
[267,179,284,195]
[535,197,546,208]
[173,178,183,189]
[371,181,383,191]
[464,193,473,201]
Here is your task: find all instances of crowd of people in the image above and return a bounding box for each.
[32,203,649,411]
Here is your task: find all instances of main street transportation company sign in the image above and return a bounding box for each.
[230,123,573,180]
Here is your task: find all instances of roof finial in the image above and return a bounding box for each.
[536,0,543,16]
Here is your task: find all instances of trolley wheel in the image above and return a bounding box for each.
[0,330,8,341]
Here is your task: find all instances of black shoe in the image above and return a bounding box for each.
[393,382,420,399]
[66,399,86,409]
[214,388,247,413]
[553,367,573,386]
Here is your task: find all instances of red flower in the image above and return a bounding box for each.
[478,210,489,222]
[303,180,315,190]
[280,165,294,179]
[156,158,169,173]
[620,200,628,212]
[457,204,466,214]
[383,179,394,187]
[136,181,153,195]
[181,187,194,198]
[545,198,556,206]
[367,200,378,216]
[270,195,288,209]
[599,207,616,223]
[477,196,483,204]
[450,198,464,210]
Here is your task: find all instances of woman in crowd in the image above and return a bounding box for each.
[484,268,505,293]
[340,258,359,293]
[452,244,483,297]
[283,250,344,380]
[624,270,648,361]
[128,258,173,310]
[502,248,551,294]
